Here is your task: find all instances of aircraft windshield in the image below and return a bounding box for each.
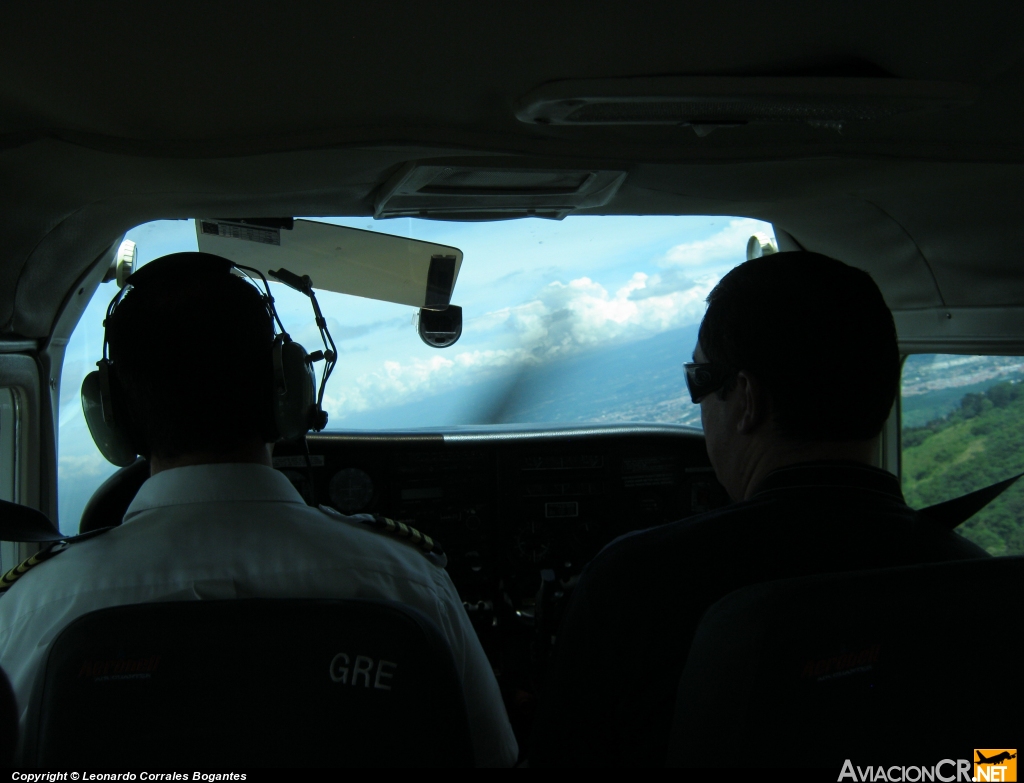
[56,215,774,532]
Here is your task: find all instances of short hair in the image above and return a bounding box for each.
[697,251,899,441]
[106,253,276,459]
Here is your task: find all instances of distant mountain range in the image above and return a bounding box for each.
[336,324,703,429]
[342,336,1024,433]
[902,353,1024,428]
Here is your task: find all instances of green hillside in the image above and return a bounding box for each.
[902,381,1024,555]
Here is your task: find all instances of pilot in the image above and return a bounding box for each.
[0,253,518,767]
[528,251,988,767]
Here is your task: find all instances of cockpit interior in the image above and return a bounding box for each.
[1,1,1023,768]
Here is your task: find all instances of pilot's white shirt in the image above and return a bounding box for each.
[0,463,518,767]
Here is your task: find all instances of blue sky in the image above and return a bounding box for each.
[56,214,774,530]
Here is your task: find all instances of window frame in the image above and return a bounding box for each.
[0,354,44,574]
[896,349,1024,556]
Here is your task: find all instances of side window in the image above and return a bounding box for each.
[57,220,198,535]
[901,354,1024,556]
[0,387,16,502]
[57,276,119,535]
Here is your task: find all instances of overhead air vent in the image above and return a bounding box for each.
[515,77,975,134]
[373,162,627,220]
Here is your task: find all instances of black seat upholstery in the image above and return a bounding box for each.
[1,666,16,766]
[25,599,474,767]
[666,556,1022,768]
[78,457,148,534]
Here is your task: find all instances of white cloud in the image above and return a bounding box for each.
[325,272,715,418]
[663,218,773,267]
[323,347,531,416]
[507,272,713,358]
[59,453,112,481]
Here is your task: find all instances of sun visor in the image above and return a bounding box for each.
[195,219,463,310]
[0,499,64,542]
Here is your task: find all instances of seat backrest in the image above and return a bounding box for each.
[77,457,148,533]
[666,556,1023,768]
[0,666,15,767]
[26,599,474,767]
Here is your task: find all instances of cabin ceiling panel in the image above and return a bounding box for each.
[0,2,1023,159]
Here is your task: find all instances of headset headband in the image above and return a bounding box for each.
[86,252,336,466]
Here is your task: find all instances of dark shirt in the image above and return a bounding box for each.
[528,461,988,767]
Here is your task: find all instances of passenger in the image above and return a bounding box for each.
[0,254,518,767]
[529,251,987,767]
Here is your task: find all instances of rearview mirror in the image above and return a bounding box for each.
[418,305,462,348]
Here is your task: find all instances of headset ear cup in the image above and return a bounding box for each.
[81,366,138,467]
[271,338,317,441]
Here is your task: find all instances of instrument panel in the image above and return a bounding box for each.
[275,425,727,595]
[274,424,729,748]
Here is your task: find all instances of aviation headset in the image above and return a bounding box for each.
[81,252,337,467]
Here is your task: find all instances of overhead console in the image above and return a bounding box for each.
[372,160,627,220]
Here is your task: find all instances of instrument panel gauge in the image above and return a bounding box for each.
[511,520,552,564]
[329,468,374,513]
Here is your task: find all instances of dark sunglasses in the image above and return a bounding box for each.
[683,362,736,404]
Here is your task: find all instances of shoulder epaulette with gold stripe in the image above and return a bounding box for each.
[362,515,447,566]
[0,541,69,595]
[0,527,113,597]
